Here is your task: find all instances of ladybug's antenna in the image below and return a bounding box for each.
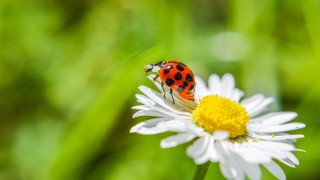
[140,62,145,66]
[140,62,146,69]
[140,62,149,76]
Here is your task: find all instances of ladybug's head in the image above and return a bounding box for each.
[144,61,166,75]
[144,64,154,73]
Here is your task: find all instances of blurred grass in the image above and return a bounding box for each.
[0,0,318,180]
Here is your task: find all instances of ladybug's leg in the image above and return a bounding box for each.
[161,81,166,99]
[153,74,159,83]
[170,88,175,104]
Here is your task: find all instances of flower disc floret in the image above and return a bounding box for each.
[192,95,250,138]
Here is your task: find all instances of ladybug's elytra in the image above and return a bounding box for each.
[144,60,195,103]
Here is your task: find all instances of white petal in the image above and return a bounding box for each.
[209,141,219,162]
[250,142,288,160]
[278,158,296,168]
[295,148,306,152]
[134,126,168,134]
[230,88,244,103]
[131,118,193,134]
[215,141,231,163]
[208,74,221,95]
[235,173,245,180]
[213,130,229,140]
[195,155,209,164]
[130,122,146,133]
[132,121,170,134]
[248,97,274,117]
[241,94,274,117]
[195,136,216,164]
[185,124,205,136]
[248,112,298,127]
[160,132,196,148]
[249,133,304,141]
[272,132,299,143]
[165,119,194,132]
[284,151,299,165]
[242,161,261,180]
[254,141,296,151]
[151,104,192,119]
[131,105,149,110]
[187,135,210,158]
[135,94,156,106]
[249,122,306,133]
[263,161,286,180]
[138,86,190,116]
[132,109,171,118]
[195,76,210,99]
[219,163,236,179]
[232,144,271,164]
[241,94,264,110]
[230,154,245,180]
[130,118,170,133]
[220,73,235,99]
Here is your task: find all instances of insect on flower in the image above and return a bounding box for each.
[131,73,306,180]
[144,60,195,103]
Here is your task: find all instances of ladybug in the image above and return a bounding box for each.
[144,60,195,103]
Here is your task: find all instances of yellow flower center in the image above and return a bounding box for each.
[192,95,250,138]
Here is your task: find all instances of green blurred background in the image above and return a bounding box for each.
[0,0,318,179]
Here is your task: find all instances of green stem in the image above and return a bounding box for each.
[192,162,211,180]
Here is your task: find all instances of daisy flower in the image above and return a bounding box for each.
[130,73,305,180]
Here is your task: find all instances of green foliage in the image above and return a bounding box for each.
[0,0,318,179]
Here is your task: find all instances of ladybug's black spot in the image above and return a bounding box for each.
[186,73,193,82]
[164,65,173,74]
[174,72,182,80]
[183,81,188,87]
[167,65,174,69]
[176,64,184,71]
[165,78,175,87]
[177,86,185,92]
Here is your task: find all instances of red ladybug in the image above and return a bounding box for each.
[144,60,195,103]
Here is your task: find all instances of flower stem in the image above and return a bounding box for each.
[192,162,211,180]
